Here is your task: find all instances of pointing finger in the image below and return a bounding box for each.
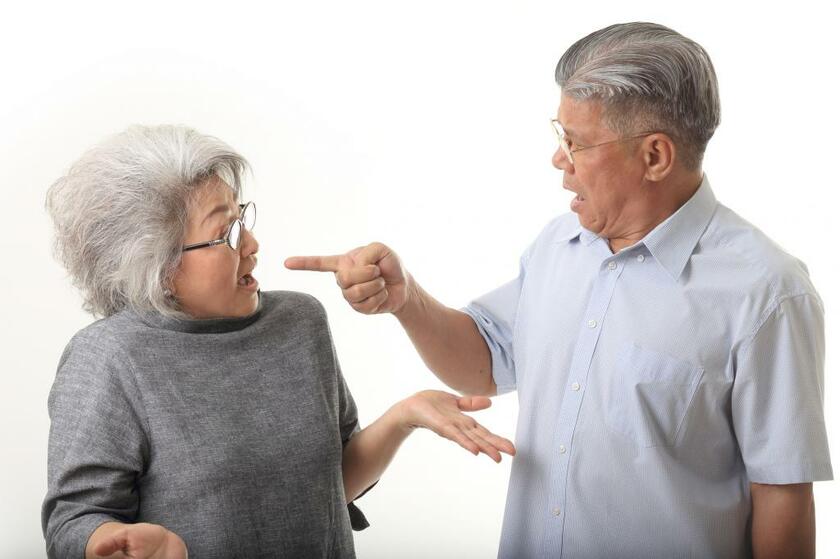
[285,255,344,273]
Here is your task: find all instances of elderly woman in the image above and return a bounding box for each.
[43,125,514,559]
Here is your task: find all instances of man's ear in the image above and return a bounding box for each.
[642,133,677,182]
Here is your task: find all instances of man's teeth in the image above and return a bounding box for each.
[238,274,251,286]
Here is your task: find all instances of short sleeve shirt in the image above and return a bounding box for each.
[463,177,833,559]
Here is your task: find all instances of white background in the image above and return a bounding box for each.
[1,1,838,557]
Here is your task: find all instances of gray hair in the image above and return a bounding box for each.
[46,124,249,318]
[556,22,720,170]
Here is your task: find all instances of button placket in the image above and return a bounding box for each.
[541,257,625,557]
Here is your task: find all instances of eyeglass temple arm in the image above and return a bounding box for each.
[182,239,227,252]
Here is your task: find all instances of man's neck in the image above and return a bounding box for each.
[607,171,704,253]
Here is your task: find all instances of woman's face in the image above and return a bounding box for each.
[171,178,260,318]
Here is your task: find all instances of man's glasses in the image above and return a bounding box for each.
[551,119,657,164]
[182,202,256,252]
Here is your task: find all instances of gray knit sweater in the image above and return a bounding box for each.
[43,291,368,559]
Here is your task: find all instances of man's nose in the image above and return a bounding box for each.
[552,146,573,172]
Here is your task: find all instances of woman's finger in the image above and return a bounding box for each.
[93,532,128,556]
[457,395,492,412]
[471,423,516,456]
[463,425,503,462]
[441,424,480,455]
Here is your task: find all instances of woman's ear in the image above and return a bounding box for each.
[642,133,677,182]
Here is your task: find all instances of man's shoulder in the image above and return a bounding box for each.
[702,203,817,299]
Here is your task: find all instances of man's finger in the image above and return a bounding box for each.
[336,265,381,289]
[352,289,389,314]
[343,278,387,304]
[284,255,344,272]
[354,242,391,266]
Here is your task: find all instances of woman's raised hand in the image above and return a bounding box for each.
[398,390,515,462]
[91,523,188,559]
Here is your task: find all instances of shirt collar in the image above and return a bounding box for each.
[554,175,718,280]
[639,175,717,281]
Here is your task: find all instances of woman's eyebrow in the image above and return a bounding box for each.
[201,204,234,227]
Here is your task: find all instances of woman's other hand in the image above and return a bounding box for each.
[398,390,516,462]
[88,522,188,559]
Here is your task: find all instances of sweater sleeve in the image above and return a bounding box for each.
[42,332,150,559]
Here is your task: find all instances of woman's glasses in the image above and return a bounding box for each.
[182,202,256,252]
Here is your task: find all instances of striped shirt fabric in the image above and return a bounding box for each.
[463,176,833,558]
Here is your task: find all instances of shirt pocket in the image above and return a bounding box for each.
[606,343,705,448]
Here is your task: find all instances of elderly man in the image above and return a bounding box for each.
[286,22,833,558]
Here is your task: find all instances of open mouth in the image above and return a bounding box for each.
[238,273,256,287]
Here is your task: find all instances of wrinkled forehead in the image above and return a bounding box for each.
[188,176,238,225]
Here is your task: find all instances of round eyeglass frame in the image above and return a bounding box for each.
[182,201,256,252]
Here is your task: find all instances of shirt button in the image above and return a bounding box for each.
[559,445,567,454]
[607,261,617,270]
[637,254,646,263]
[571,382,581,391]
[552,508,562,516]
[587,319,597,328]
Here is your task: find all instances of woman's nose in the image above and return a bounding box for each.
[240,227,259,256]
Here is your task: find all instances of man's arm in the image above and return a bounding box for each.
[392,279,495,396]
[750,482,815,559]
[285,243,496,396]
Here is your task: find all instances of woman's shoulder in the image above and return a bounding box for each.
[62,312,138,357]
[260,290,329,321]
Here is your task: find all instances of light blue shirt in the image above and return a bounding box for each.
[463,177,833,558]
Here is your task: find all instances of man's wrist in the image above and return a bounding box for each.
[392,276,423,321]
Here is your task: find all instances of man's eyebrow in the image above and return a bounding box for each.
[563,126,581,140]
[201,204,234,227]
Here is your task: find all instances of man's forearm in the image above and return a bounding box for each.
[393,278,495,396]
[751,482,815,559]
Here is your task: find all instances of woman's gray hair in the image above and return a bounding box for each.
[556,22,720,170]
[46,125,249,318]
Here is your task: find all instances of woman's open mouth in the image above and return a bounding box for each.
[238,273,258,291]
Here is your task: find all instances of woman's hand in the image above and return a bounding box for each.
[90,522,187,559]
[397,390,516,462]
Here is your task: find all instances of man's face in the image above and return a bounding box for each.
[553,94,648,239]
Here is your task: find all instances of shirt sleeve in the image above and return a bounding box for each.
[326,318,372,531]
[42,335,149,559]
[461,244,534,394]
[731,293,833,484]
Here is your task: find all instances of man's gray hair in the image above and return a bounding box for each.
[556,22,720,169]
[46,125,249,318]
